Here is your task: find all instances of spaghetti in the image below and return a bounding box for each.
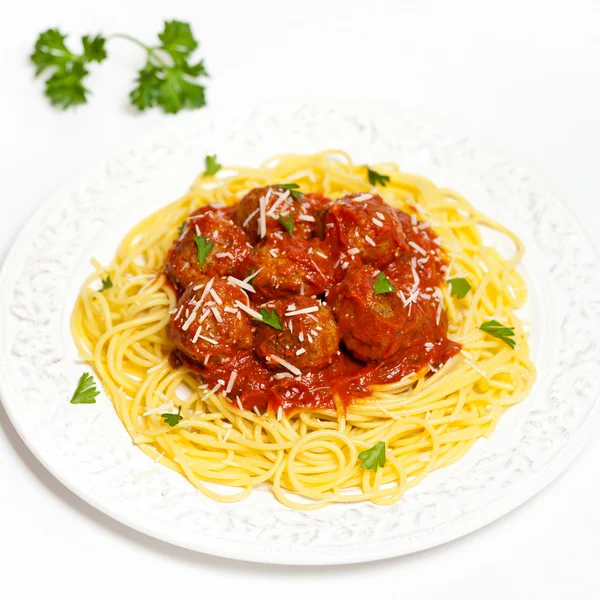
[71,151,535,509]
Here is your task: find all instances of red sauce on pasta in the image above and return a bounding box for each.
[166,187,459,413]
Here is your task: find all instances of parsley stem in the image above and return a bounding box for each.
[108,33,170,68]
[108,33,151,52]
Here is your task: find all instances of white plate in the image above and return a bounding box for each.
[1,104,599,565]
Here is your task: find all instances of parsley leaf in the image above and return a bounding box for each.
[203,154,222,177]
[358,441,386,472]
[161,406,183,427]
[70,372,100,404]
[194,235,213,268]
[100,276,113,291]
[158,21,198,60]
[129,20,208,114]
[480,320,516,349]
[448,277,471,299]
[31,29,74,75]
[82,35,108,62]
[30,29,107,109]
[275,183,302,200]
[366,167,390,187]
[373,271,396,294]
[278,214,294,235]
[129,63,160,109]
[255,308,284,330]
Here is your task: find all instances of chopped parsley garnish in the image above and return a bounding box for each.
[448,277,471,299]
[194,235,213,268]
[358,441,386,472]
[480,320,516,349]
[373,271,396,294]
[202,154,222,177]
[100,276,113,291]
[366,167,390,187]
[275,183,302,200]
[278,213,294,235]
[255,308,283,330]
[31,21,208,114]
[177,221,187,235]
[161,406,183,427]
[70,372,100,404]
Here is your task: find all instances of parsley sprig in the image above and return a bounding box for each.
[373,271,396,294]
[358,441,386,472]
[70,372,100,404]
[275,183,303,200]
[255,308,283,330]
[194,235,213,268]
[448,277,471,299]
[31,21,208,114]
[162,406,183,427]
[278,214,294,235]
[366,167,390,187]
[480,320,516,349]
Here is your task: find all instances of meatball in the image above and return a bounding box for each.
[255,296,339,370]
[385,209,447,288]
[295,193,330,239]
[166,209,253,290]
[235,186,329,243]
[251,234,335,300]
[169,277,255,363]
[324,194,409,268]
[328,265,442,363]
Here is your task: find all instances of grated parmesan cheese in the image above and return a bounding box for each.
[242,207,259,227]
[269,355,302,376]
[227,276,256,293]
[209,288,223,305]
[243,267,265,283]
[259,194,267,238]
[210,306,223,323]
[285,306,319,316]
[225,370,238,394]
[353,193,372,202]
[200,382,222,402]
[408,240,427,256]
[234,300,262,319]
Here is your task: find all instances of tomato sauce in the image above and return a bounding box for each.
[167,191,460,414]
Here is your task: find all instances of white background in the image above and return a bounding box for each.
[1,0,599,597]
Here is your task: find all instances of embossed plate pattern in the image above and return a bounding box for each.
[1,105,599,564]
